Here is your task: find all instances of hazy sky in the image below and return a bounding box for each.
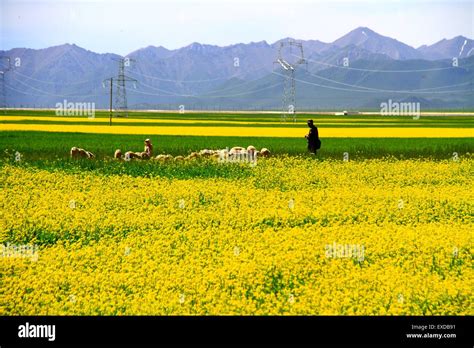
[1,0,473,55]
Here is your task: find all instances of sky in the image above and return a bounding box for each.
[1,0,473,55]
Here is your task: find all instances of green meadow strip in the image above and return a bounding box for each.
[1,131,472,162]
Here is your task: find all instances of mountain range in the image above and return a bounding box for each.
[2,27,473,110]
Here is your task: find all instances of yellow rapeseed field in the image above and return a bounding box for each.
[0,123,473,137]
[1,157,473,315]
[0,115,426,124]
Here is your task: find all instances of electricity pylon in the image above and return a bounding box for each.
[105,57,137,118]
[0,57,12,113]
[274,40,306,122]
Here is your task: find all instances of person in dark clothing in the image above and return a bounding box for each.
[305,119,321,154]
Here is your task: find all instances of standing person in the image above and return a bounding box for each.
[305,119,321,154]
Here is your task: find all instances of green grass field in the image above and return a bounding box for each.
[1,131,472,159]
[0,110,473,179]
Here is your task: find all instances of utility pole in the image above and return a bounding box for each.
[102,77,114,125]
[109,77,113,125]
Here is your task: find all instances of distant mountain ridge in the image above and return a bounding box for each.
[2,27,473,110]
[418,36,474,60]
[332,27,423,60]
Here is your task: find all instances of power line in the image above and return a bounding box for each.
[11,70,102,85]
[10,76,103,98]
[132,70,273,96]
[298,53,474,73]
[128,65,270,83]
[303,69,473,93]
[122,81,283,98]
[5,83,105,98]
[271,71,473,94]
[129,70,242,83]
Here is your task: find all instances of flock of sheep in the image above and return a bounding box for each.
[153,146,270,162]
[70,145,270,162]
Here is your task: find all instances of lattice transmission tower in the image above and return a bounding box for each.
[105,57,137,118]
[0,57,12,113]
[274,40,306,122]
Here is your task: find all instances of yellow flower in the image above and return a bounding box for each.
[1,157,472,315]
